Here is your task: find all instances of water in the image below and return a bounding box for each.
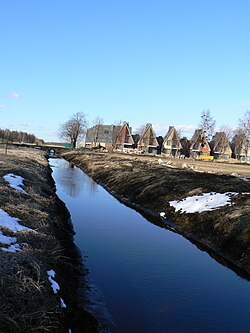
[50,158,250,333]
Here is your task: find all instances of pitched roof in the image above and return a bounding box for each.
[190,129,210,151]
[210,132,232,154]
[163,126,182,149]
[138,123,159,147]
[86,124,117,143]
[116,122,134,145]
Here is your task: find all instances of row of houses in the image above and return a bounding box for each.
[84,122,250,161]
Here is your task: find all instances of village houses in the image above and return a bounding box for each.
[83,121,250,162]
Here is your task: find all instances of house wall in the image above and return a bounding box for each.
[138,125,159,153]
[214,152,231,160]
[85,125,116,148]
[116,125,133,146]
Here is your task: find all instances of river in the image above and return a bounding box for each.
[50,158,250,333]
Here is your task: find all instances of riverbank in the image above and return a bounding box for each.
[0,148,98,333]
[61,150,250,278]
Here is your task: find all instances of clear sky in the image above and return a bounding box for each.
[1,0,250,141]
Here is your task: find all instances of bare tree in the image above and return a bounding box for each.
[219,125,234,141]
[231,127,249,159]
[135,124,147,136]
[92,116,104,147]
[199,109,216,141]
[239,110,250,138]
[176,126,184,139]
[59,112,87,149]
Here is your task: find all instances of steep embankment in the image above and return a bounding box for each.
[0,148,98,333]
[62,150,250,278]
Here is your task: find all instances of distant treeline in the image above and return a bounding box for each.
[0,128,44,145]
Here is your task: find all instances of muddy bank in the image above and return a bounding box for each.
[61,150,250,278]
[0,148,98,333]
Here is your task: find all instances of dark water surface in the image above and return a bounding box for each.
[50,158,250,333]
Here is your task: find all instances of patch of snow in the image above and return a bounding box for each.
[47,269,68,309]
[160,212,166,218]
[0,231,17,245]
[1,243,22,253]
[3,173,28,194]
[169,192,238,214]
[240,177,250,182]
[47,269,60,294]
[0,208,33,232]
[60,298,67,308]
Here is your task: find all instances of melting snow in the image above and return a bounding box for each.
[0,208,32,232]
[3,173,27,194]
[0,231,17,245]
[47,269,60,294]
[47,269,67,308]
[240,177,250,182]
[60,298,67,308]
[169,192,238,213]
[0,209,34,253]
[1,243,22,253]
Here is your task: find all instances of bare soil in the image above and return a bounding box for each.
[0,147,98,333]
[61,150,250,278]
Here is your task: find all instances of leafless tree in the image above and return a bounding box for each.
[199,109,216,141]
[231,127,249,159]
[219,125,234,141]
[59,112,87,149]
[135,124,147,136]
[239,110,250,138]
[176,126,184,139]
[92,116,104,147]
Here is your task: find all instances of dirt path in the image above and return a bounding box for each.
[62,150,250,278]
[0,148,98,333]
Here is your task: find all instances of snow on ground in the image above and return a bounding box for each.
[0,208,33,232]
[47,269,67,309]
[0,230,22,253]
[47,270,60,293]
[169,192,238,214]
[0,231,17,245]
[0,208,35,253]
[3,173,28,194]
[1,243,22,253]
[240,177,250,182]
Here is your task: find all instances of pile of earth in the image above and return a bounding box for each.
[61,150,250,278]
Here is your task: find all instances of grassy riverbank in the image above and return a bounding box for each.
[0,148,98,333]
[61,149,250,278]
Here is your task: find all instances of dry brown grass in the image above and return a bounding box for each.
[0,148,78,332]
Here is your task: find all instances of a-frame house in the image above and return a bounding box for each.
[115,122,134,151]
[190,129,211,159]
[161,126,182,157]
[210,132,232,160]
[231,132,250,162]
[137,123,159,154]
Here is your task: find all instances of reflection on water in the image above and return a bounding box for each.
[50,158,250,333]
[53,160,98,198]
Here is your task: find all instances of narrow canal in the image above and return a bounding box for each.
[50,158,250,333]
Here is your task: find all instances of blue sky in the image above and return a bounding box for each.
[0,0,249,141]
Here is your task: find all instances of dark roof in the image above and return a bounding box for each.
[190,129,205,150]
